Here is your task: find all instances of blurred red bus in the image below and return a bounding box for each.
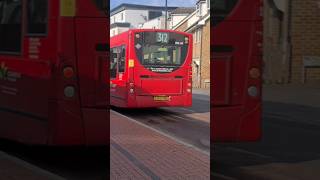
[211,0,263,141]
[0,0,109,145]
[110,29,193,108]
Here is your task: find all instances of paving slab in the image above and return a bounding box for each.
[110,110,210,179]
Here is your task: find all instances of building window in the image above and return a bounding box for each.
[196,30,198,43]
[149,11,162,20]
[196,4,200,16]
[27,0,48,35]
[197,3,203,16]
[197,29,202,42]
[0,0,22,53]
[120,12,124,21]
[194,29,202,43]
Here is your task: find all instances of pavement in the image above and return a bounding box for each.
[214,82,320,180]
[192,88,210,96]
[0,89,210,180]
[0,151,64,180]
[263,82,320,108]
[113,91,210,154]
[2,83,319,180]
[110,110,210,179]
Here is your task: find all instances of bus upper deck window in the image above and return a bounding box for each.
[27,0,48,35]
[0,0,22,53]
[93,0,108,11]
[212,0,238,26]
[110,48,118,79]
[118,46,125,73]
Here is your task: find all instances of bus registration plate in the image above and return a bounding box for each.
[154,96,170,101]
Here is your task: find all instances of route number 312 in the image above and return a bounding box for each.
[156,33,169,43]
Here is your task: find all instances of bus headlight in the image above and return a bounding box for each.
[248,86,258,97]
[64,86,75,98]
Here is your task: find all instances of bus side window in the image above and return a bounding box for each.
[0,0,22,53]
[27,0,48,35]
[110,48,118,79]
[118,46,125,73]
[93,0,108,10]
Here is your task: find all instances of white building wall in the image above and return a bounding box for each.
[110,11,126,23]
[141,16,166,29]
[170,15,188,29]
[123,10,149,28]
[111,9,168,29]
[111,10,148,28]
[187,13,200,27]
[200,2,209,16]
[118,27,129,35]
[110,27,130,37]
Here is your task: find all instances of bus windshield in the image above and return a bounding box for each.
[135,32,189,73]
[142,45,183,66]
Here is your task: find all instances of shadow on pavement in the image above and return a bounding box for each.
[212,101,320,177]
[0,140,108,180]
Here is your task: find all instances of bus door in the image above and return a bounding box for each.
[75,19,108,107]
[110,46,127,103]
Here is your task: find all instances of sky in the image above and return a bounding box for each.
[110,0,197,10]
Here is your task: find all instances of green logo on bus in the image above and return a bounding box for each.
[0,62,8,80]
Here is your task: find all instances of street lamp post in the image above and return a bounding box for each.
[165,0,167,29]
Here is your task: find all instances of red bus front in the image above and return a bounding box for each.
[110,29,192,108]
[211,0,263,142]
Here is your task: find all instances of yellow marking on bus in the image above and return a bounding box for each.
[129,59,134,68]
[60,0,76,17]
[158,48,168,52]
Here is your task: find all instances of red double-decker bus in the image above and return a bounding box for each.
[0,0,109,145]
[211,0,263,141]
[110,29,192,108]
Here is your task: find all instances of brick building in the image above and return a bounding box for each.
[173,0,210,88]
[264,0,320,84]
